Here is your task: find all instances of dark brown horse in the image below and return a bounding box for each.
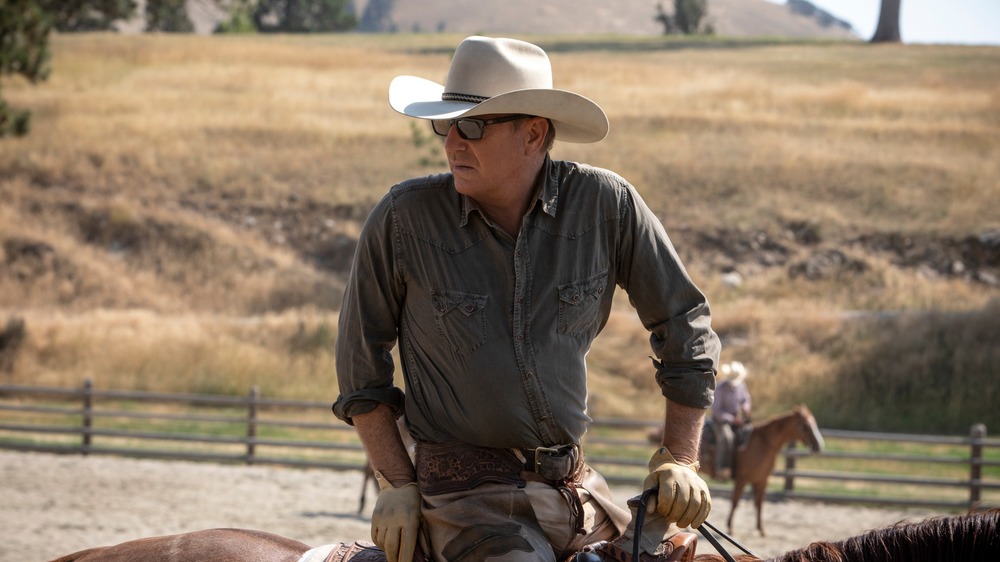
[48,510,1000,562]
[695,508,1000,562]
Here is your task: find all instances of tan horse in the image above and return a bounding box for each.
[49,528,311,562]
[647,404,824,538]
[47,529,690,562]
[48,509,1000,562]
[707,404,824,537]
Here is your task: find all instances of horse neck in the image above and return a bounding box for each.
[758,412,804,447]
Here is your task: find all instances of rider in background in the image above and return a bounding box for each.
[711,361,751,480]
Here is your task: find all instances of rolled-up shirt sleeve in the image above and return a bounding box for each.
[617,184,721,409]
[332,193,406,425]
[332,386,405,425]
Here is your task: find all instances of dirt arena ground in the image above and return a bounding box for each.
[2,450,943,561]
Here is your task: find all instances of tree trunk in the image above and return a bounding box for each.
[870,0,902,43]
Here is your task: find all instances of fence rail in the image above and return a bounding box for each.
[1,381,998,511]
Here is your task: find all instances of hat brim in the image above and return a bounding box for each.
[389,75,609,143]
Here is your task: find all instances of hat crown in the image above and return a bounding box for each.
[720,361,747,383]
[387,36,608,143]
[443,36,553,103]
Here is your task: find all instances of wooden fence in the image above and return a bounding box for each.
[1,381,998,511]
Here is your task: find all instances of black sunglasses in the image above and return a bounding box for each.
[431,114,532,140]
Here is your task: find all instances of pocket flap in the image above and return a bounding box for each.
[432,291,488,317]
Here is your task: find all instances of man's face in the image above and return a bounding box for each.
[442,114,532,200]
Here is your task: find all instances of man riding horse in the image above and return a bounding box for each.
[711,362,751,480]
[332,35,722,562]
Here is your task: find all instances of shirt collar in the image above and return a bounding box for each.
[538,155,559,217]
[457,155,559,227]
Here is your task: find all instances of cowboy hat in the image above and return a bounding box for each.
[388,36,609,143]
[720,361,748,384]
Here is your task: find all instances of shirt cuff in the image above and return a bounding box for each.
[331,386,405,425]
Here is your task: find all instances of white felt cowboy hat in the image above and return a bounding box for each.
[388,36,609,143]
[720,361,748,384]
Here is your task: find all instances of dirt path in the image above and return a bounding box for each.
[2,450,942,561]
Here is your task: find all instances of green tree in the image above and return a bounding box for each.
[215,0,257,33]
[1,0,137,137]
[253,0,356,32]
[38,0,137,32]
[0,0,53,137]
[655,0,713,36]
[146,0,194,32]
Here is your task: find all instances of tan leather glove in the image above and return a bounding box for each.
[642,446,712,529]
[371,472,422,562]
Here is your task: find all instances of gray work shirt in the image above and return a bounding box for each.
[333,157,720,449]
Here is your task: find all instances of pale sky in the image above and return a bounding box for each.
[768,0,1000,45]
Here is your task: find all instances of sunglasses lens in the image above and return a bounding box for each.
[431,120,450,137]
[455,120,483,140]
[430,118,487,140]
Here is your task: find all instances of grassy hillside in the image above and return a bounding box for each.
[171,0,859,38]
[1,33,998,432]
[380,0,857,38]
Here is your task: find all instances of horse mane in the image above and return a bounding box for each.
[695,509,1000,562]
[752,404,808,424]
[775,508,1000,561]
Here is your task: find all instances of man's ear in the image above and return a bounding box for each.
[524,117,550,154]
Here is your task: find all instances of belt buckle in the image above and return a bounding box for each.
[532,444,577,481]
[533,446,563,472]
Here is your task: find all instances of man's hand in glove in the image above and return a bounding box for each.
[642,446,712,529]
[371,472,423,562]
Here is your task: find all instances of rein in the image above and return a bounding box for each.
[636,487,758,562]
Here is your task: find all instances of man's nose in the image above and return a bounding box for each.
[443,125,467,151]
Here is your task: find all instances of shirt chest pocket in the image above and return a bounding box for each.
[431,290,488,354]
[557,271,608,339]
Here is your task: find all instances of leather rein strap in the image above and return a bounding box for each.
[636,487,758,562]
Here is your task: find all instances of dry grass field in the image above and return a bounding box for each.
[1,33,998,431]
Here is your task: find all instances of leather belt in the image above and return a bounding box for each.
[516,443,581,482]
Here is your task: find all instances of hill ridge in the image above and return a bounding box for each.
[356,0,858,39]
[131,0,860,39]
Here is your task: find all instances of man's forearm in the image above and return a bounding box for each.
[657,399,707,466]
[353,404,416,486]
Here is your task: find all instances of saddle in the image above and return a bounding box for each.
[700,420,753,478]
[733,424,752,448]
[311,534,698,562]
[701,419,752,449]
[580,531,698,562]
[310,532,698,562]
[314,542,429,562]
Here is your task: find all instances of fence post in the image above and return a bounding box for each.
[969,423,986,508]
[82,378,93,455]
[246,386,259,465]
[783,442,796,492]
